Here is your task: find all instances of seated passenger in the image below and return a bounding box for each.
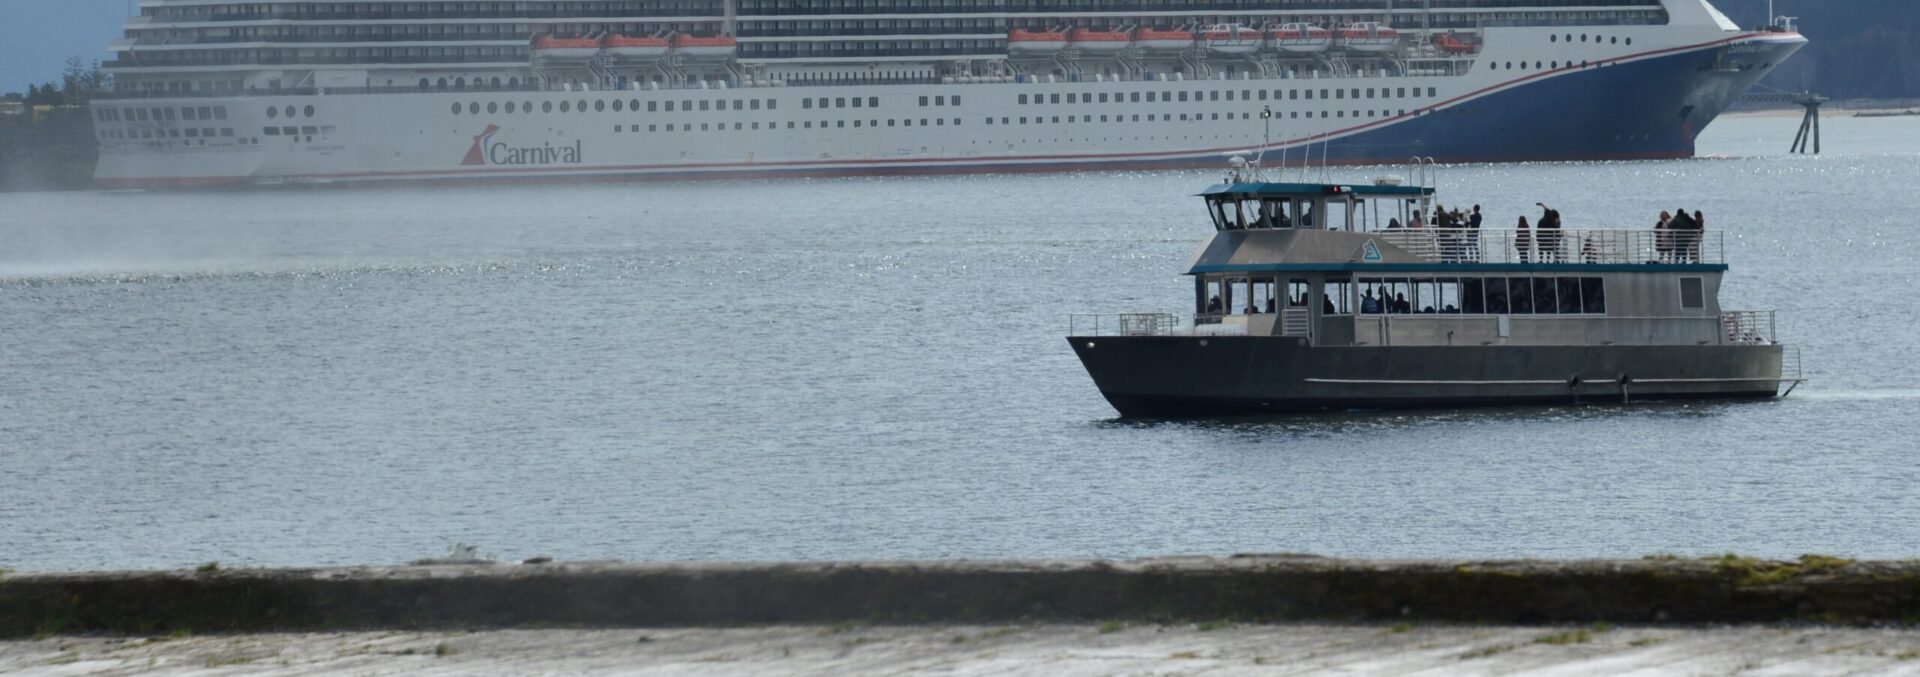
[1323,294,1337,314]
[1393,293,1412,314]
[1360,290,1382,314]
[1205,295,1223,315]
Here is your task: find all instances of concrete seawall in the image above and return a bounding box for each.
[3,555,1914,638]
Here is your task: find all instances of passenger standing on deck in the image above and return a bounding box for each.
[1467,205,1484,262]
[1536,203,1563,262]
[1668,208,1697,262]
[1655,211,1673,263]
[1515,215,1534,263]
[1693,210,1707,262]
[1361,289,1382,314]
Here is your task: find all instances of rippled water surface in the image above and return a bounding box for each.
[3,115,1918,571]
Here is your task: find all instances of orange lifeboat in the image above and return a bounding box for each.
[1134,27,1195,51]
[1269,23,1332,53]
[531,35,602,59]
[1432,32,1477,55]
[1067,27,1130,52]
[605,34,671,59]
[671,34,737,58]
[1009,29,1068,54]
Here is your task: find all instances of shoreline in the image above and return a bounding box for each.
[4,555,1913,638]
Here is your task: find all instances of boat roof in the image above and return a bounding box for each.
[1199,181,1434,200]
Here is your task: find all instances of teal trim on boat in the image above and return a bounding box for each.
[1186,262,1732,275]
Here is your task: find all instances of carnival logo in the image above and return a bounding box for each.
[460,125,499,166]
[460,124,584,166]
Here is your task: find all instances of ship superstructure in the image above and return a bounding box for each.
[89,0,1805,187]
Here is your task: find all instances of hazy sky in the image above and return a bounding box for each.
[0,0,132,95]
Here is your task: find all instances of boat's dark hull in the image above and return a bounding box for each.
[1068,336,1785,417]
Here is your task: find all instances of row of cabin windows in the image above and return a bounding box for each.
[1017,87,1438,106]
[97,105,232,124]
[614,118,965,132]
[262,126,337,137]
[989,110,1412,124]
[1309,277,1609,316]
[100,127,235,140]
[449,97,780,115]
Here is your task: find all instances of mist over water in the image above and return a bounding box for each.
[3,115,1918,571]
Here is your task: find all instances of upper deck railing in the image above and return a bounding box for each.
[1372,228,1723,266]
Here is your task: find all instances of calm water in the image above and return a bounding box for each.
[3,115,1919,572]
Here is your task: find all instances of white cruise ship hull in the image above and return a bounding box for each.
[93,26,1804,189]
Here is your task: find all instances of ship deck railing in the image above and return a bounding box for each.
[1371,228,1724,266]
[1071,310,1787,346]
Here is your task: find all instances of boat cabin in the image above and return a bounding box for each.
[1186,181,1766,349]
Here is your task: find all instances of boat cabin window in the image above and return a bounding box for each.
[1208,197,1300,230]
[1286,279,1311,308]
[1680,277,1705,309]
[1323,281,1352,315]
[1356,277,1606,316]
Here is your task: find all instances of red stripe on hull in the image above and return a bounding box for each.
[93,149,1691,190]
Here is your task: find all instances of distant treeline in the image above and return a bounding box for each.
[1719,0,1920,101]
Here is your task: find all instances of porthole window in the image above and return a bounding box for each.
[1626,38,1633,45]
[469,102,479,115]
[418,78,430,90]
[1581,34,1588,42]
[1550,34,1557,43]
[284,106,296,119]
[487,102,498,114]
[451,103,462,115]
[577,100,587,112]
[267,107,278,119]
[505,102,516,114]
[455,77,467,89]
[595,100,606,112]
[304,105,315,117]
[612,99,623,112]
[543,101,553,113]
[560,101,570,113]
[629,99,639,111]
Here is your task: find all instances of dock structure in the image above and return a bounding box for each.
[1791,91,1829,154]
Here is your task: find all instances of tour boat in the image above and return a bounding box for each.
[1067,158,1802,416]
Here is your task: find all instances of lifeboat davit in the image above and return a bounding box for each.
[1433,32,1477,55]
[1202,24,1262,54]
[531,35,602,60]
[1134,28,1196,51]
[1338,22,1400,52]
[1067,27,1131,52]
[1008,29,1068,54]
[605,34,670,59]
[1268,23,1332,53]
[672,34,737,58]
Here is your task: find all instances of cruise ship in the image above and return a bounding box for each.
[89,0,1806,188]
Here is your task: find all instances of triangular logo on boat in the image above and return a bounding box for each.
[1360,240,1384,262]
